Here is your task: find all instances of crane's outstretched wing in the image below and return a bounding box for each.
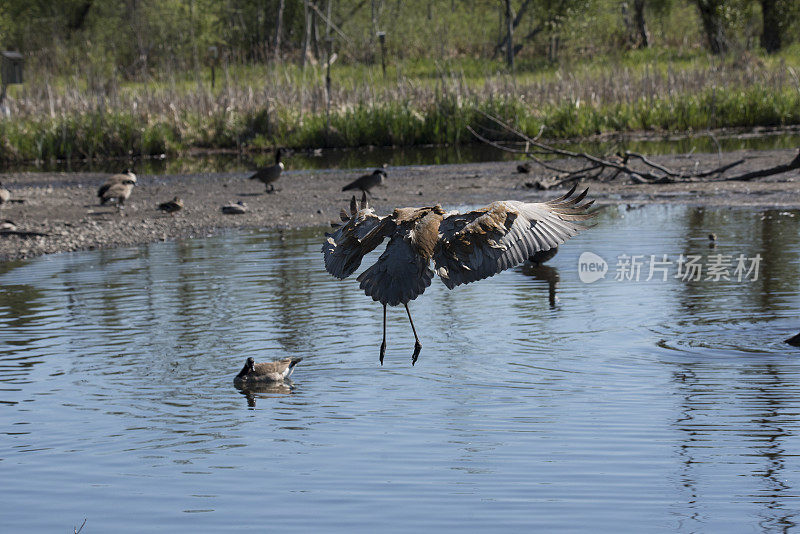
[357,235,434,306]
[322,195,394,279]
[433,185,595,289]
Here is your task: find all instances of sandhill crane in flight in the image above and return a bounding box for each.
[322,185,596,365]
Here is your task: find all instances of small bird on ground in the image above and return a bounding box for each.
[158,196,184,215]
[98,170,136,201]
[0,182,10,205]
[342,169,387,196]
[517,162,532,174]
[221,201,248,214]
[99,178,136,208]
[248,148,284,193]
[323,185,596,365]
[233,356,303,386]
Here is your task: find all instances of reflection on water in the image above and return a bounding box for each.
[1,205,800,532]
[520,263,560,308]
[6,131,800,175]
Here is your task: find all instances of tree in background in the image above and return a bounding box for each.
[758,0,798,53]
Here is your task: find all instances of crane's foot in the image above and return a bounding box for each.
[379,340,386,365]
[411,341,422,366]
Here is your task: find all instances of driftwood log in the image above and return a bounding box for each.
[468,112,800,189]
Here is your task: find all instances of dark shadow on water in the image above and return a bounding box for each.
[519,263,560,309]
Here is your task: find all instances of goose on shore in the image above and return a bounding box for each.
[323,185,596,365]
[233,356,303,386]
[98,170,136,201]
[248,148,284,193]
[100,179,136,208]
[342,169,387,196]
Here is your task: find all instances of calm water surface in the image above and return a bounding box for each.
[2,205,800,532]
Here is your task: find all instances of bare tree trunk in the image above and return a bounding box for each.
[505,0,514,69]
[311,5,320,60]
[759,0,781,53]
[633,0,649,48]
[302,0,311,69]
[694,0,727,54]
[273,0,285,61]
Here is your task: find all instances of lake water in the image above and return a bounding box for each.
[2,204,800,532]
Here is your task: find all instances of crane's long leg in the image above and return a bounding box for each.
[379,303,387,365]
[404,303,422,365]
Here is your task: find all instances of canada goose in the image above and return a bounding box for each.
[158,196,184,215]
[234,356,303,386]
[98,170,136,201]
[221,201,248,214]
[248,148,284,193]
[323,185,596,364]
[100,179,136,208]
[0,182,10,204]
[342,169,387,196]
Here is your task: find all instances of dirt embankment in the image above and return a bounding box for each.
[0,148,799,261]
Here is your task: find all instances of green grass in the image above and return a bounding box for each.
[3,84,800,164]
[3,46,800,164]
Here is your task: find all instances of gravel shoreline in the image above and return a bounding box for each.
[1,148,799,262]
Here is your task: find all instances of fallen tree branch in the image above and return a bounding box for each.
[470,110,798,186]
[721,149,800,181]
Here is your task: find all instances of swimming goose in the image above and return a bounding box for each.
[248,148,284,193]
[158,196,184,215]
[342,169,387,196]
[323,185,595,365]
[100,179,136,208]
[98,170,136,201]
[233,356,303,385]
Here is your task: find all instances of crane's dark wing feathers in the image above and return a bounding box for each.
[322,197,393,280]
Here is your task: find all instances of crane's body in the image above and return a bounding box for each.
[323,185,596,365]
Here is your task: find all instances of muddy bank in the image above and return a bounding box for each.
[1,148,799,261]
